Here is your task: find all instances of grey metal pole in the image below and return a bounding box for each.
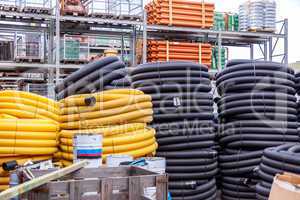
[264,41,268,61]
[217,33,222,71]
[142,10,147,64]
[284,18,288,65]
[55,0,60,84]
[131,26,136,66]
[269,37,273,61]
[250,44,254,60]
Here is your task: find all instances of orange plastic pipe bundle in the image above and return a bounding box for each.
[146,0,215,28]
[147,40,212,67]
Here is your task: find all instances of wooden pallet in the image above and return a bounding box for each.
[248,28,275,33]
[22,166,168,200]
[0,4,19,12]
[22,6,51,15]
[62,10,86,16]
[61,59,88,64]
[15,58,43,63]
[89,12,114,19]
[89,12,141,21]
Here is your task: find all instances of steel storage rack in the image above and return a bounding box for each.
[0,0,289,97]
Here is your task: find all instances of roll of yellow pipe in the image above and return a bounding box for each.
[61,95,152,115]
[0,97,60,114]
[0,185,9,191]
[0,177,9,184]
[0,131,57,140]
[0,90,59,109]
[0,114,17,119]
[0,139,58,147]
[60,109,153,129]
[60,129,155,153]
[60,89,144,107]
[61,143,157,160]
[0,119,59,132]
[0,103,59,122]
[59,123,146,138]
[60,102,152,122]
[0,147,57,155]
[0,109,50,120]
[103,138,156,154]
[128,116,154,123]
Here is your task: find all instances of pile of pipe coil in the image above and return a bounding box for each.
[147,40,212,67]
[146,0,215,29]
[131,62,218,200]
[0,90,60,190]
[55,56,126,100]
[216,60,298,200]
[104,68,132,90]
[256,143,300,199]
[58,89,157,166]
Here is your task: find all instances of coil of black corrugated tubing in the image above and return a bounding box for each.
[131,62,218,200]
[216,60,298,200]
[256,143,300,200]
[55,56,126,100]
[104,68,132,90]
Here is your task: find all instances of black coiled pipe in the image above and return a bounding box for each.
[131,62,217,200]
[217,60,297,200]
[256,143,300,199]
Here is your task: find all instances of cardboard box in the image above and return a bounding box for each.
[269,173,300,200]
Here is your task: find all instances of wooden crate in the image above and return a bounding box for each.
[22,166,168,200]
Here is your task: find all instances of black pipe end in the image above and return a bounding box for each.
[85,96,96,106]
[3,160,18,171]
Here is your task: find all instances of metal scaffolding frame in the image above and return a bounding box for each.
[0,5,289,96]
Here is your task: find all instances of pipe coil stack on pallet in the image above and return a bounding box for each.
[0,90,60,190]
[146,0,215,28]
[58,89,157,166]
[131,62,218,200]
[256,143,300,200]
[216,60,298,200]
[55,57,126,100]
[147,40,212,67]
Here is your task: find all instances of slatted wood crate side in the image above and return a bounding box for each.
[23,167,168,200]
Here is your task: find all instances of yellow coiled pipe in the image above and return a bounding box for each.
[59,89,157,166]
[61,95,152,115]
[61,109,153,129]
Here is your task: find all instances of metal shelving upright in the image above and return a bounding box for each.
[0,1,289,97]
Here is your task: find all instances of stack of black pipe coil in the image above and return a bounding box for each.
[104,68,132,90]
[131,62,217,200]
[256,143,300,199]
[216,60,298,200]
[55,56,125,99]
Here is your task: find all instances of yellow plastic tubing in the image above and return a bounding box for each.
[60,89,144,107]
[60,109,153,129]
[0,90,59,111]
[61,143,158,161]
[0,119,59,132]
[60,128,155,147]
[60,123,146,138]
[0,103,59,122]
[61,102,152,122]
[61,94,152,115]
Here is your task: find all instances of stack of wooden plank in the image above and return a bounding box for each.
[147,40,212,67]
[146,0,215,29]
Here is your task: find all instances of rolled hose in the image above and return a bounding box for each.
[256,143,300,199]
[131,61,217,199]
[217,61,296,200]
[55,56,119,93]
[57,62,126,100]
